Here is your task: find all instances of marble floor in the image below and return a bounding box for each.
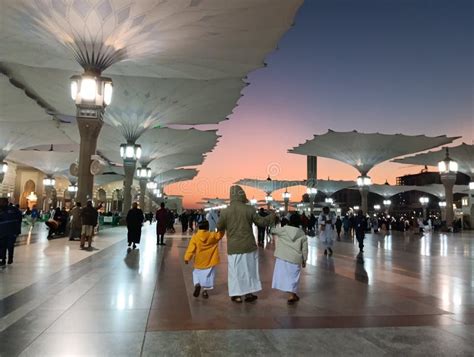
[1,223,473,356]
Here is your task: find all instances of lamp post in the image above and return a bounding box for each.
[0,161,8,184]
[357,175,372,214]
[146,181,158,212]
[68,183,78,204]
[250,198,258,206]
[419,196,429,220]
[383,199,391,214]
[282,190,291,214]
[374,204,381,212]
[439,201,447,222]
[307,187,317,213]
[438,148,458,229]
[325,197,334,205]
[42,175,56,211]
[120,143,142,216]
[136,165,151,210]
[70,72,113,205]
[265,194,273,210]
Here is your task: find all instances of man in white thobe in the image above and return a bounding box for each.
[217,185,275,303]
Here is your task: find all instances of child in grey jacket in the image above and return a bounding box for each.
[271,214,308,304]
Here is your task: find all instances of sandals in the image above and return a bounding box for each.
[244,294,258,303]
[287,294,300,305]
[231,296,243,303]
[193,284,201,298]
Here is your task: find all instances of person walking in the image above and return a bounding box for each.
[318,206,336,256]
[155,202,168,245]
[335,216,342,240]
[69,202,82,241]
[184,220,224,299]
[188,210,195,232]
[0,198,22,266]
[308,213,317,236]
[257,207,268,247]
[126,202,144,250]
[30,205,39,228]
[206,209,219,232]
[216,185,275,303]
[180,211,189,233]
[355,210,367,253]
[270,213,308,304]
[80,201,98,250]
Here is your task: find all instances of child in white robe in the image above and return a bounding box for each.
[184,221,224,298]
[271,214,308,304]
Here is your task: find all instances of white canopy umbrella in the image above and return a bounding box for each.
[7,150,78,176]
[2,0,303,79]
[153,169,198,187]
[0,121,74,160]
[393,143,474,179]
[308,179,357,197]
[236,177,305,195]
[289,130,460,175]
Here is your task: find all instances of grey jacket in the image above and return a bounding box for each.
[217,185,275,255]
[271,226,308,265]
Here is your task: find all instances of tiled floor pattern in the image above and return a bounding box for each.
[1,224,473,356]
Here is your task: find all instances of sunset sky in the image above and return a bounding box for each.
[167,0,473,208]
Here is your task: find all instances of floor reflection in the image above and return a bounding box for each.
[354,254,369,284]
[124,249,140,270]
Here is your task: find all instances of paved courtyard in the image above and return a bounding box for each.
[1,224,473,356]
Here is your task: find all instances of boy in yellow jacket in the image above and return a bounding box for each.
[184,220,224,298]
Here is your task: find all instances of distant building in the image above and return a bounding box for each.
[396,170,469,186]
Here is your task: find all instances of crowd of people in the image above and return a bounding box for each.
[4,184,464,305]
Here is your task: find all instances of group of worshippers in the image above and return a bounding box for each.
[184,185,308,304]
[125,201,171,248]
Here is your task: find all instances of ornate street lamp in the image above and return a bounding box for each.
[120,143,142,161]
[70,74,113,107]
[70,72,113,204]
[1,161,8,174]
[306,187,317,195]
[419,196,429,220]
[136,166,151,179]
[357,175,371,214]
[438,148,457,229]
[119,142,142,214]
[0,161,8,184]
[353,205,360,211]
[382,199,392,214]
[68,184,78,193]
[469,182,474,190]
[357,175,372,187]
[373,204,381,211]
[439,201,447,208]
[282,190,291,214]
[147,181,158,190]
[325,197,334,205]
[43,176,56,187]
[250,198,257,206]
[306,186,317,213]
[136,166,151,210]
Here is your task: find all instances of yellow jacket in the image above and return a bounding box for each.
[184,230,224,269]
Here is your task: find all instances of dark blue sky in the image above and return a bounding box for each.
[243,0,473,138]
[176,0,473,205]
